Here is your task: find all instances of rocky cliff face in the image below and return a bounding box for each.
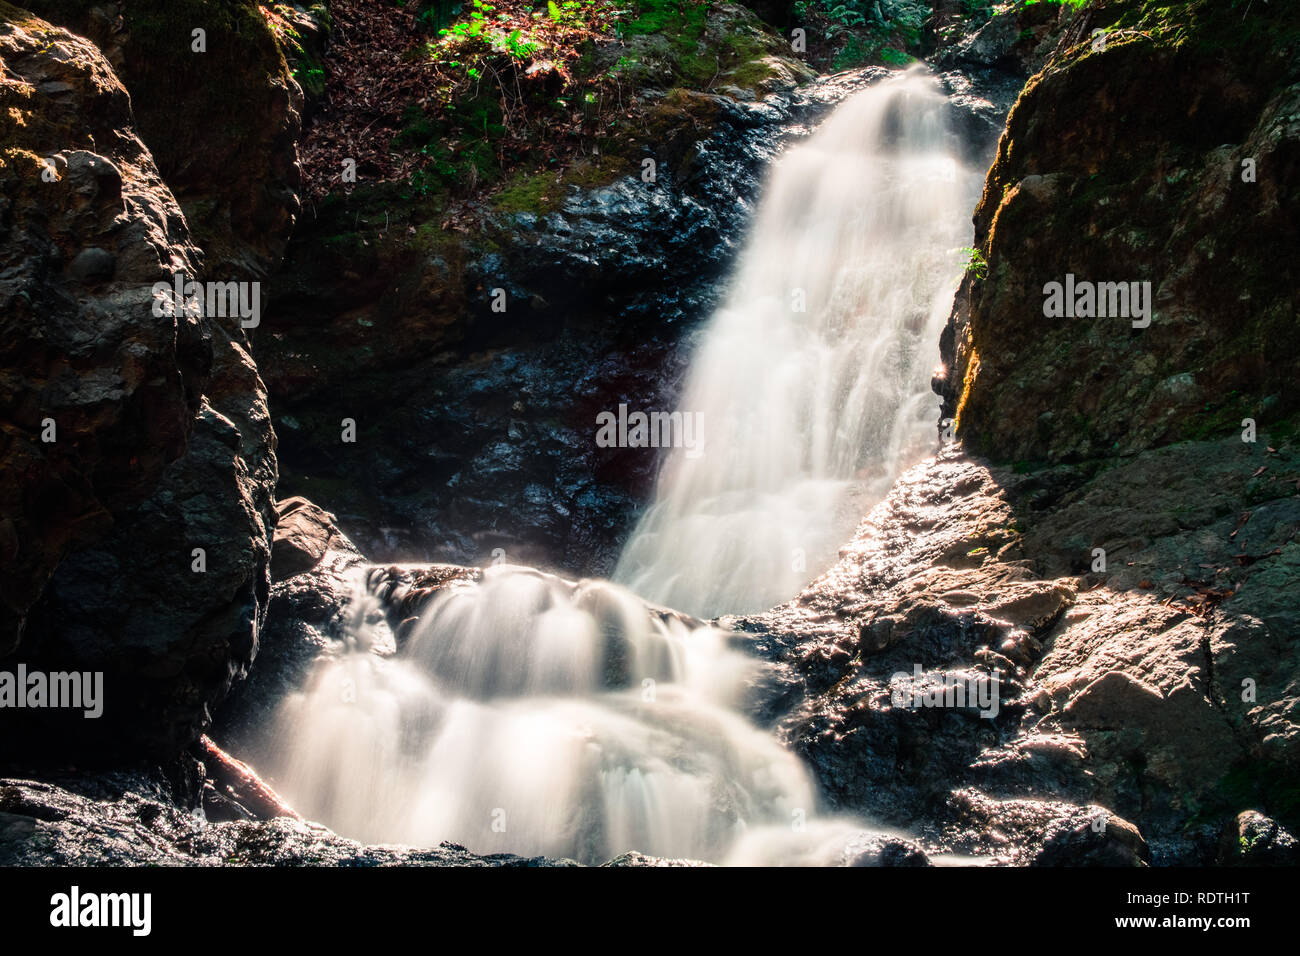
[940,0,1300,462]
[0,7,278,760]
[24,0,304,283]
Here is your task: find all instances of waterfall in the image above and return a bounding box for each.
[614,68,980,618]
[263,566,825,863]
[256,70,980,865]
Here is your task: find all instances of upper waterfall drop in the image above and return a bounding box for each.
[614,69,981,619]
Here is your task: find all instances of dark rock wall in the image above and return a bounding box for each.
[0,8,278,761]
[24,0,304,283]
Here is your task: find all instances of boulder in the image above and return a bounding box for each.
[1217,810,1300,866]
[271,496,351,582]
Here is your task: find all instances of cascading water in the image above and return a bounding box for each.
[265,567,825,862]
[615,68,981,618]
[257,69,980,865]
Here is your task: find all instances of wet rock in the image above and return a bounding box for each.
[940,789,1147,866]
[0,775,582,866]
[848,835,932,867]
[602,851,712,867]
[271,496,352,581]
[1032,809,1150,867]
[744,436,1300,863]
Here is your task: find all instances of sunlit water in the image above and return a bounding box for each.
[265,567,838,862]
[615,68,981,618]
[259,71,982,865]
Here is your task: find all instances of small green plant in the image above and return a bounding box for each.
[807,0,929,49]
[960,246,989,280]
[438,0,540,68]
[546,0,587,24]
[501,28,539,58]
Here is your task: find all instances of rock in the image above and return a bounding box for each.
[25,0,304,283]
[0,774,582,866]
[214,506,366,759]
[0,10,277,762]
[939,789,1148,866]
[601,851,712,867]
[942,9,1021,68]
[847,835,932,867]
[739,434,1300,863]
[1032,809,1150,867]
[742,450,1057,833]
[935,1,1066,76]
[1217,810,1300,866]
[1009,436,1300,836]
[66,247,115,283]
[940,3,1300,462]
[271,496,350,581]
[0,15,198,656]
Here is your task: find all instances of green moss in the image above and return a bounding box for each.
[620,0,708,39]
[1100,0,1300,60]
[394,94,508,199]
[492,168,566,213]
[614,0,712,86]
